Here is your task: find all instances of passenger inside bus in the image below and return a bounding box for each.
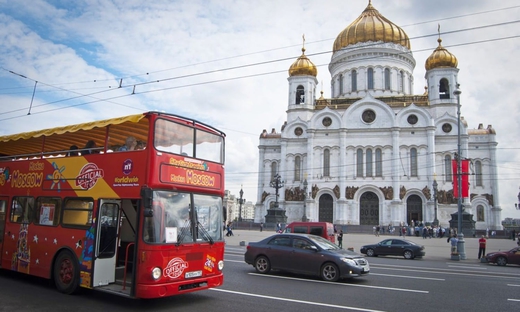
[66,145,79,156]
[83,140,99,154]
[119,136,137,151]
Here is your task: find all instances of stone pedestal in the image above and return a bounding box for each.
[265,209,287,227]
[449,211,475,237]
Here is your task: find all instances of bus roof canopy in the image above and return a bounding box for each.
[0,113,147,157]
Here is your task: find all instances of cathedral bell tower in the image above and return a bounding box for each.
[425,30,459,106]
[287,36,318,123]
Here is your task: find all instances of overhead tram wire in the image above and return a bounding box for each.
[1,18,520,121]
[5,3,517,91]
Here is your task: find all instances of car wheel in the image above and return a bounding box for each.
[321,262,340,282]
[496,256,507,266]
[254,256,271,274]
[403,250,414,259]
[366,248,375,257]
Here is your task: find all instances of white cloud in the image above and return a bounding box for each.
[1,0,519,218]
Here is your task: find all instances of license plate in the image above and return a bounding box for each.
[363,264,370,272]
[185,270,202,278]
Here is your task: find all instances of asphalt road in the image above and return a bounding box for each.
[0,231,518,312]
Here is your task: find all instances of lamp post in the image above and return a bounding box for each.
[302,179,308,222]
[237,186,245,222]
[270,174,284,209]
[454,84,466,260]
[432,175,439,226]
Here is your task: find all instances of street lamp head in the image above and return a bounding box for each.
[453,84,461,96]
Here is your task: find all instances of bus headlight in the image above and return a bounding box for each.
[218,260,224,271]
[152,267,162,280]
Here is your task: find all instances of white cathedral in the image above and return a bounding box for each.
[254,1,502,230]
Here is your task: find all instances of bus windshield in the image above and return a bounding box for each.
[143,190,223,244]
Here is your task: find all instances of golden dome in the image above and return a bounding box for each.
[333,1,411,52]
[425,38,458,70]
[288,47,318,77]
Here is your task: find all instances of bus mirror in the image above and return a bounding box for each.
[141,187,153,209]
[144,208,154,217]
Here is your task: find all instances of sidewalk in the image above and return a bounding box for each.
[225,229,518,261]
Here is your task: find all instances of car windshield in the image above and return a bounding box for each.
[308,235,339,250]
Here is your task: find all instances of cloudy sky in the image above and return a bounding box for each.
[1,0,520,218]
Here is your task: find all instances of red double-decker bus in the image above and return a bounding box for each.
[0,111,225,298]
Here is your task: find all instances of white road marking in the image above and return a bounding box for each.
[211,288,388,312]
[507,299,520,302]
[370,273,444,281]
[248,273,428,293]
[507,284,520,287]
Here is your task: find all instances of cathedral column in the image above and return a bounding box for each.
[257,148,266,204]
[306,130,315,220]
[337,129,348,223]
[426,126,435,222]
[391,128,400,200]
[489,142,501,229]
[279,139,287,203]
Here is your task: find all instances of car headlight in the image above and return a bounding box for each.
[341,258,357,266]
[152,267,162,280]
[218,260,224,271]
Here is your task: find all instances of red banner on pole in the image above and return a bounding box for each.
[452,159,469,198]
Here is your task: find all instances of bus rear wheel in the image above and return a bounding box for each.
[54,250,80,294]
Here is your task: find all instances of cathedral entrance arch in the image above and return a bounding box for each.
[406,195,422,225]
[360,191,379,225]
[318,194,333,223]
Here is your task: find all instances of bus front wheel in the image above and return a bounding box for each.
[53,250,80,294]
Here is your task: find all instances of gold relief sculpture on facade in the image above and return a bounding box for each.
[345,186,359,199]
[379,186,393,200]
[399,186,406,199]
[311,184,319,199]
[261,191,269,203]
[333,185,340,199]
[422,186,431,200]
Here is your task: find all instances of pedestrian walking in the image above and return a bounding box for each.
[478,235,487,259]
[448,234,458,254]
[337,230,343,249]
[260,222,264,232]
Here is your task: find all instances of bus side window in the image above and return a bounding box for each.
[62,198,93,227]
[35,197,61,226]
[10,197,35,224]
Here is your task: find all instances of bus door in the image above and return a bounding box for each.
[0,197,6,267]
[93,199,121,286]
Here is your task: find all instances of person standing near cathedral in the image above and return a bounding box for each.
[337,230,343,249]
[478,235,487,259]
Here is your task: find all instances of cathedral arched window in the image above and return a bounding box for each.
[444,155,452,182]
[375,148,383,177]
[294,156,301,181]
[339,74,343,95]
[384,68,391,90]
[439,78,450,99]
[323,149,330,177]
[399,70,404,92]
[410,148,418,177]
[366,149,373,177]
[356,149,363,177]
[475,160,483,186]
[352,70,357,92]
[367,68,374,90]
[271,162,277,182]
[477,205,485,221]
[296,85,305,104]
